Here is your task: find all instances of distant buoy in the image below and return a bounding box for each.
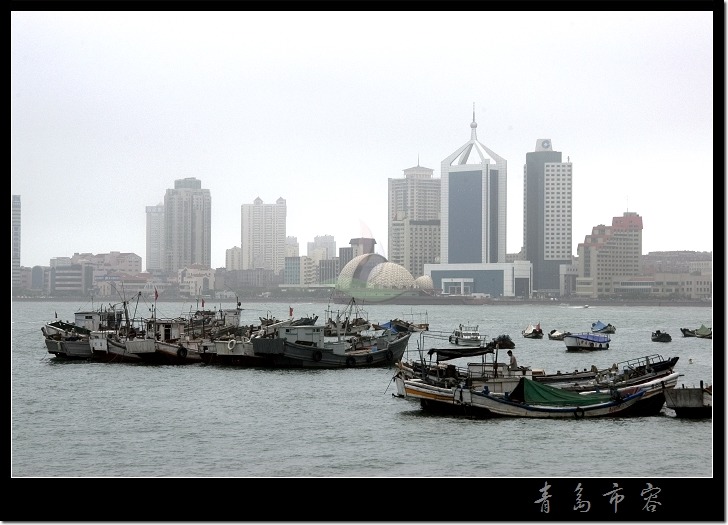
[689,358,694,364]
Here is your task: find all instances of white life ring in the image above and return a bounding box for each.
[228,339,236,350]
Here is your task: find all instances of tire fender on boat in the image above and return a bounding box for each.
[574,407,585,419]
[346,356,356,367]
[228,339,236,351]
[313,350,323,362]
[385,350,394,362]
[366,354,373,364]
[177,345,188,359]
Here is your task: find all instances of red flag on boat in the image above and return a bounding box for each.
[202,298,205,308]
[289,306,293,317]
[154,287,158,301]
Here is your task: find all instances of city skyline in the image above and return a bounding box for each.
[11,10,715,269]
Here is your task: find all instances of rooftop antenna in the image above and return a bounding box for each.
[417,154,420,167]
[470,102,478,140]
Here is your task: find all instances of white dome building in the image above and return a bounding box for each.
[336,254,419,302]
[414,275,434,291]
[366,262,416,289]
[336,253,388,291]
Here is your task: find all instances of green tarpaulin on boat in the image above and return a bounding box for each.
[508,377,613,406]
[695,324,712,337]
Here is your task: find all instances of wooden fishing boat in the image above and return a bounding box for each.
[522,322,544,339]
[251,323,411,369]
[591,320,616,333]
[547,329,569,341]
[651,330,672,342]
[664,381,712,418]
[680,324,712,339]
[467,377,645,419]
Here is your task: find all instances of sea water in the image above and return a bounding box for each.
[12,300,715,481]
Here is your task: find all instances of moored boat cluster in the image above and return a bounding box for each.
[41,297,413,369]
[392,337,705,419]
[41,300,711,419]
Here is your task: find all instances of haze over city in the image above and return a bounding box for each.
[11,10,714,270]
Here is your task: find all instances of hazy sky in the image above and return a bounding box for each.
[11,10,715,270]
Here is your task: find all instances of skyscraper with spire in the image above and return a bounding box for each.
[440,108,507,264]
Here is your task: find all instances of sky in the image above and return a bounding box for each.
[11,10,715,270]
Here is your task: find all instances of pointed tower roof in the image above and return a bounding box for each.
[442,106,497,166]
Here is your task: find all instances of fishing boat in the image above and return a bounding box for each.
[563,332,610,351]
[680,324,712,339]
[400,344,681,419]
[651,330,672,342]
[466,377,645,419]
[484,334,516,350]
[448,324,483,346]
[664,381,712,418]
[89,330,142,363]
[591,320,616,333]
[42,306,127,360]
[198,317,295,366]
[385,317,430,333]
[522,322,544,339]
[547,329,569,341]
[43,333,93,359]
[536,354,679,391]
[251,322,411,369]
[323,298,371,337]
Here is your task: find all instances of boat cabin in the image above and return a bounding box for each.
[272,325,350,355]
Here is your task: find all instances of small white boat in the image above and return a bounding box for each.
[448,324,483,346]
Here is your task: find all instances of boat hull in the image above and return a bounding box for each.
[468,389,644,418]
[547,330,568,341]
[664,385,712,418]
[45,337,93,359]
[395,368,677,418]
[252,331,411,369]
[198,339,272,367]
[563,333,611,352]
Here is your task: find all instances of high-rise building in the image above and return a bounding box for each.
[286,236,300,258]
[307,234,336,261]
[12,195,21,288]
[241,197,287,274]
[523,139,573,294]
[388,163,440,278]
[576,211,643,298]
[145,203,165,272]
[440,111,506,264]
[225,246,242,271]
[349,238,376,258]
[162,177,212,274]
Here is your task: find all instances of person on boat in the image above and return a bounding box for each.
[507,350,518,370]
